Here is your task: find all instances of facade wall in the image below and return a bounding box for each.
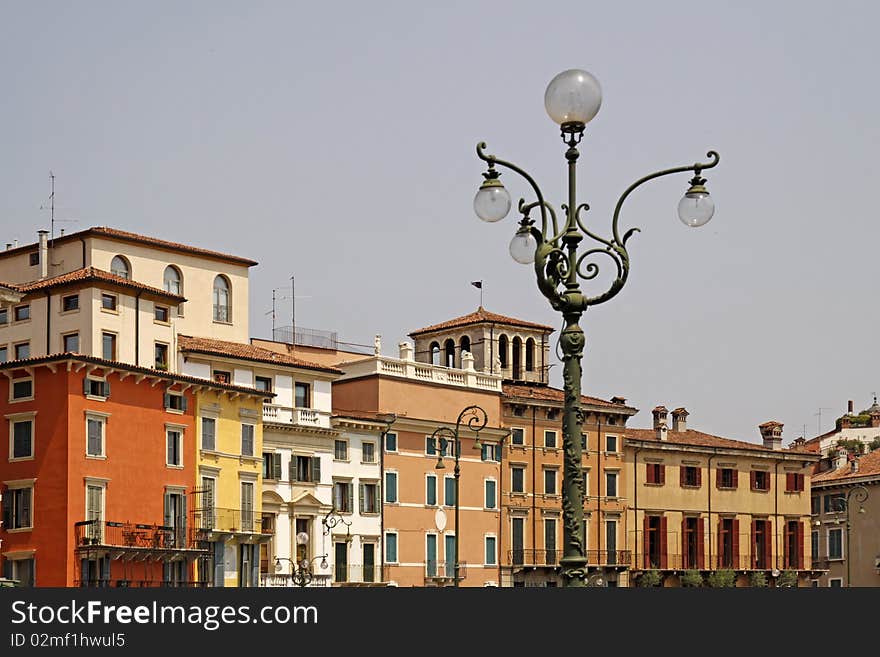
[0,240,83,282]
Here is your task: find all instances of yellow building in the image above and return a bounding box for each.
[624,406,820,587]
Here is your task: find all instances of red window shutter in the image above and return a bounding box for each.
[750,520,757,569]
[680,465,686,487]
[717,519,723,569]
[696,467,702,487]
[732,519,740,570]
[797,474,804,492]
[797,521,805,570]
[785,473,793,492]
[750,471,757,491]
[698,517,705,569]
[660,516,668,569]
[647,464,654,484]
[681,517,688,567]
[659,465,665,485]
[716,468,721,489]
[732,469,738,488]
[764,520,773,568]
[783,523,791,569]
[643,516,650,569]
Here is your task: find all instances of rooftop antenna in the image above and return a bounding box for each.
[39,172,78,247]
[814,407,833,435]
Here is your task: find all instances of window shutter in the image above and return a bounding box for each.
[750,471,756,490]
[167,433,174,465]
[273,454,281,480]
[659,516,668,569]
[750,520,757,569]
[359,483,365,514]
[103,380,111,397]
[797,474,804,492]
[646,464,654,485]
[798,521,805,570]
[2,492,11,527]
[181,395,188,412]
[289,458,298,482]
[83,377,91,395]
[659,465,665,485]
[101,557,110,582]
[731,469,738,488]
[347,485,353,514]
[681,517,687,565]
[717,519,724,569]
[680,466,686,487]
[764,520,773,569]
[642,516,650,569]
[163,392,170,409]
[697,517,705,569]
[164,494,173,528]
[311,457,321,483]
[732,519,740,569]
[696,467,702,487]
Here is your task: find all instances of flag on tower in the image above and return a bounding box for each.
[471,281,482,289]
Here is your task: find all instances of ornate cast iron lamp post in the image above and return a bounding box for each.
[474,69,720,587]
[831,484,869,587]
[432,405,489,587]
[275,555,327,588]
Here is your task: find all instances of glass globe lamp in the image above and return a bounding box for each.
[544,69,602,127]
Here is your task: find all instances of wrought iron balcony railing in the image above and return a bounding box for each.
[74,520,205,551]
[191,507,271,535]
[508,549,631,567]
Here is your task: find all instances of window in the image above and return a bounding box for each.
[294,382,310,408]
[14,342,30,360]
[333,480,353,513]
[290,455,321,483]
[485,479,497,509]
[240,482,254,532]
[510,427,524,445]
[444,535,456,578]
[681,465,701,487]
[811,496,820,515]
[384,431,397,452]
[360,482,380,514]
[829,578,843,587]
[154,305,169,322]
[166,429,183,466]
[485,536,497,566]
[164,266,182,295]
[581,433,588,451]
[824,493,845,514]
[13,305,29,322]
[544,469,557,495]
[511,466,525,493]
[828,528,843,560]
[213,370,231,384]
[201,418,216,451]
[213,275,231,322]
[110,256,130,279]
[262,452,281,479]
[811,530,819,561]
[426,474,437,506]
[2,557,34,587]
[63,333,79,352]
[785,472,805,492]
[385,471,398,503]
[0,308,6,324]
[2,487,32,529]
[544,519,557,564]
[525,338,535,372]
[29,252,39,266]
[62,294,79,312]
[254,376,272,397]
[164,392,186,412]
[444,476,456,506]
[605,435,618,452]
[241,424,255,456]
[544,430,557,448]
[101,333,116,360]
[0,346,6,363]
[334,440,348,461]
[606,520,618,562]
[362,442,376,463]
[83,377,109,398]
[101,294,117,311]
[426,436,452,457]
[605,471,618,498]
[385,532,398,563]
[11,379,33,400]
[154,343,169,370]
[481,443,501,462]
[646,463,665,485]
[86,416,105,457]
[751,470,770,491]
[718,467,737,489]
[498,335,509,369]
[10,419,34,459]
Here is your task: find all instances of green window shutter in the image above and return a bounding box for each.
[426,437,436,455]
[181,395,188,412]
[163,392,170,409]
[289,458,298,482]
[103,380,111,398]
[311,457,321,483]
[83,377,91,395]
[427,477,436,505]
[347,485,354,513]
[359,484,365,513]
[273,454,281,480]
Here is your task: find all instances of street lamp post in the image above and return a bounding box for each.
[832,485,869,587]
[474,68,720,587]
[432,405,489,587]
[274,555,327,588]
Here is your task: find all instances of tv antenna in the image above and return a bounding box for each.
[814,407,833,435]
[39,172,79,245]
[264,276,311,344]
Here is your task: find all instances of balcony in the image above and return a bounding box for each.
[191,507,274,541]
[332,564,392,586]
[424,561,468,584]
[339,354,502,392]
[73,520,208,560]
[633,554,813,572]
[260,573,332,588]
[76,579,209,588]
[262,404,331,428]
[508,549,631,568]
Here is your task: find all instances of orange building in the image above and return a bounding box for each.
[0,354,267,587]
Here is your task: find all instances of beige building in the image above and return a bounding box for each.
[625,407,820,586]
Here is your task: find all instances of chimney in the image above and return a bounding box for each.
[37,230,48,279]
[652,405,669,430]
[852,456,860,474]
[611,396,626,405]
[398,341,414,361]
[656,421,669,442]
[759,421,784,450]
[848,400,854,414]
[671,407,689,433]
[462,350,475,371]
[835,447,849,470]
[4,243,10,250]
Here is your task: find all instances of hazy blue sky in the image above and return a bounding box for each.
[3,1,879,444]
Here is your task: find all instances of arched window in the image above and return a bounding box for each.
[213,275,231,322]
[444,339,456,368]
[110,256,130,279]
[164,265,182,295]
[498,335,509,369]
[460,335,471,357]
[512,337,522,380]
[525,338,535,372]
[430,342,441,366]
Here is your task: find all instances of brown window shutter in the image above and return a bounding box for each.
[698,517,705,569]
[681,517,688,566]
[680,465,686,487]
[643,515,650,569]
[716,468,721,489]
[717,519,723,569]
[797,521,805,570]
[659,465,665,485]
[696,467,702,487]
[750,471,757,490]
[660,516,668,569]
[783,523,791,569]
[732,519,740,570]
[764,520,773,568]
[785,472,793,492]
[798,474,804,492]
[646,464,654,485]
[750,520,757,569]
[732,469,738,488]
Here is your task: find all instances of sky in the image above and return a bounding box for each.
[2,1,879,445]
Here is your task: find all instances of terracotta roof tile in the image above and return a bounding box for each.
[0,267,185,302]
[0,226,257,266]
[409,307,554,337]
[626,427,816,454]
[178,335,342,374]
[813,449,880,483]
[502,382,637,412]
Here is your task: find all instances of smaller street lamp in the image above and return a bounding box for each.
[830,485,869,587]
[432,405,489,587]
